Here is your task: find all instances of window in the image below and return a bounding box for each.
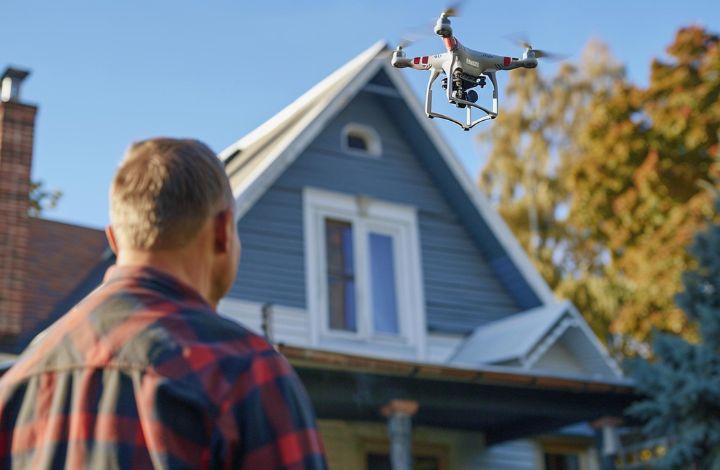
[367,453,442,470]
[342,123,381,157]
[540,437,593,470]
[368,233,399,335]
[304,188,425,356]
[347,132,369,151]
[325,218,357,332]
[362,439,448,470]
[544,453,581,470]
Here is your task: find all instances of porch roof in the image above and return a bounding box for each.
[279,345,637,445]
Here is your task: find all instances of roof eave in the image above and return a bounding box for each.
[278,344,635,393]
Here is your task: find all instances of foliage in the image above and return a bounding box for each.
[478,27,720,350]
[569,26,720,346]
[29,180,62,216]
[626,197,720,469]
[477,39,627,337]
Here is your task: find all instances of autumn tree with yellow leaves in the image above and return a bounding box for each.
[478,26,720,353]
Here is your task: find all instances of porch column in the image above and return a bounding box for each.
[593,416,623,470]
[381,399,419,470]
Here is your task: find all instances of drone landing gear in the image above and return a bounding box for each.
[424,68,498,131]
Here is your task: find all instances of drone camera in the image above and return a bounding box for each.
[466,90,479,103]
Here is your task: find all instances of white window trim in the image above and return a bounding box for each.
[303,187,427,360]
[341,123,382,157]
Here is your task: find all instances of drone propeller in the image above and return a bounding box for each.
[506,33,567,61]
[442,0,466,17]
[392,1,468,52]
[506,32,534,50]
[396,31,425,50]
[532,49,567,60]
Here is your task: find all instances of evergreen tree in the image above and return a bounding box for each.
[627,196,720,469]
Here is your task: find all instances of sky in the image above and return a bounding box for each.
[2,0,718,229]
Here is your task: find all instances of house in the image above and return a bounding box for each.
[216,42,634,469]
[0,44,636,470]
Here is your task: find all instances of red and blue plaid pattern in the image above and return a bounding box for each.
[0,265,327,469]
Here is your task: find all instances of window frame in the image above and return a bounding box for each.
[341,123,382,157]
[537,436,595,470]
[361,438,449,470]
[304,187,426,358]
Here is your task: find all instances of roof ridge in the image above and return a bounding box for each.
[220,40,388,161]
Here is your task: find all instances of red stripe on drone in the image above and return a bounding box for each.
[504,56,511,66]
[413,57,420,65]
[421,56,429,65]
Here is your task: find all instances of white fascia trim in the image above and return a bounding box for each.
[381,62,555,305]
[230,58,386,222]
[523,313,578,369]
[564,301,624,378]
[219,41,388,162]
[521,301,623,378]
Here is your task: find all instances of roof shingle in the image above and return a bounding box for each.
[24,218,107,334]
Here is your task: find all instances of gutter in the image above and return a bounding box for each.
[278,345,635,394]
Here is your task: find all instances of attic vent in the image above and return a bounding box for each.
[342,124,381,157]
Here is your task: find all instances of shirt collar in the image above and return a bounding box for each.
[103,264,213,310]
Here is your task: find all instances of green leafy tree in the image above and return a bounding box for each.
[627,195,720,469]
[29,180,62,216]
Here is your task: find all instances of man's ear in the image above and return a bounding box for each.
[105,225,119,255]
[213,208,233,254]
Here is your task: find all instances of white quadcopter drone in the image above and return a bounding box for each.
[391,7,558,130]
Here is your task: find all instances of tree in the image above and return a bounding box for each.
[478,27,720,350]
[627,195,720,469]
[29,180,61,216]
[567,26,720,346]
[477,39,627,336]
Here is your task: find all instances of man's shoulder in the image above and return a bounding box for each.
[2,283,277,388]
[168,304,273,354]
[148,305,282,378]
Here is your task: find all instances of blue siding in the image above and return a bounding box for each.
[230,81,529,333]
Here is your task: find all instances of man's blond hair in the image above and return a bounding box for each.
[110,138,233,250]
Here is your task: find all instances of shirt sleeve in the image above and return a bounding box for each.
[212,349,327,470]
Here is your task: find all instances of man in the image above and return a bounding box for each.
[0,138,327,469]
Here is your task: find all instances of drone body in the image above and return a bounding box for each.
[391,12,547,130]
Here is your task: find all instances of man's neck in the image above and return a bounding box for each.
[115,250,215,308]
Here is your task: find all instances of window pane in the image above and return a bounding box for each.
[347,133,369,151]
[325,219,356,332]
[544,453,580,470]
[367,453,440,470]
[369,233,399,335]
[366,453,392,470]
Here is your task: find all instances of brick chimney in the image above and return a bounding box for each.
[0,67,36,339]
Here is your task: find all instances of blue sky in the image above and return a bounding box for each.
[3,0,718,229]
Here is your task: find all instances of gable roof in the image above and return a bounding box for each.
[219,41,555,307]
[450,301,623,379]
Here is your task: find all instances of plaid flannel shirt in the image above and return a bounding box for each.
[0,265,327,469]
